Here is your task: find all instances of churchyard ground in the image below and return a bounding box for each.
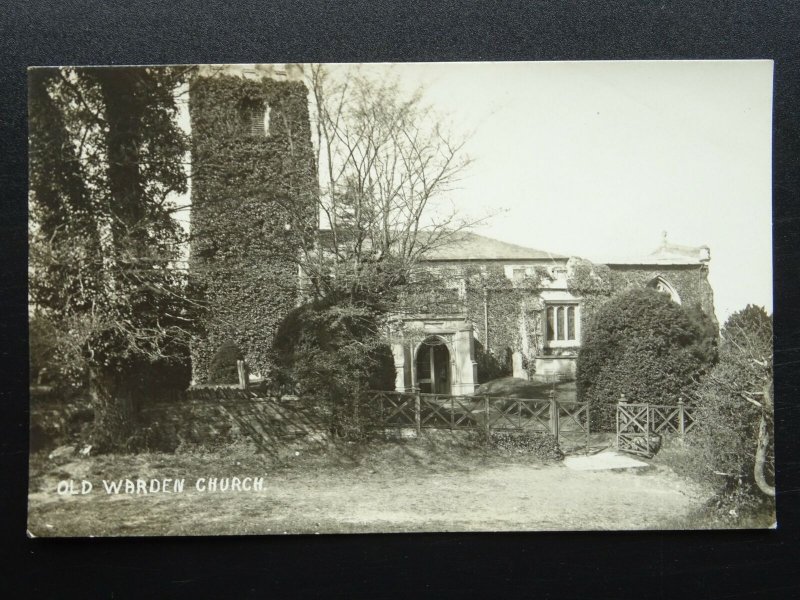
[27,435,711,536]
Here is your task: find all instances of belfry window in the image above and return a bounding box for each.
[244,103,270,137]
[546,304,578,342]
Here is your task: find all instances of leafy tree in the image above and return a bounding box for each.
[576,288,718,430]
[28,67,191,451]
[689,305,774,498]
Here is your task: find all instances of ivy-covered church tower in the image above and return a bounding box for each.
[188,64,317,383]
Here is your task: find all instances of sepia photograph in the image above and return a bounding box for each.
[26,60,774,536]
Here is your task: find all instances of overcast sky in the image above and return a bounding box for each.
[325,61,773,324]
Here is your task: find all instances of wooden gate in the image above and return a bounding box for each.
[370,390,590,451]
[616,402,653,456]
[616,400,695,457]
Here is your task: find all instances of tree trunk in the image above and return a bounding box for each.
[754,381,775,497]
[87,69,147,452]
[89,368,136,452]
[96,68,147,245]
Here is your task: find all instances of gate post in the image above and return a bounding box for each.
[414,391,421,437]
[236,360,248,390]
[678,398,685,437]
[584,401,591,455]
[549,390,559,443]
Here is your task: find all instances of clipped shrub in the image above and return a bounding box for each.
[489,430,563,461]
[271,300,396,439]
[207,340,244,384]
[576,288,717,431]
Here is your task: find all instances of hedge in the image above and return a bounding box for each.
[271,301,396,439]
[576,287,717,430]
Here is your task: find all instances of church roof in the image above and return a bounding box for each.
[602,234,710,266]
[421,232,567,262]
[315,228,567,262]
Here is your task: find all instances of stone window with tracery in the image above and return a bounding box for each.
[545,304,579,344]
[648,276,681,304]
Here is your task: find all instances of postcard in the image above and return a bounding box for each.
[27,61,774,536]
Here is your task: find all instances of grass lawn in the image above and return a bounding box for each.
[476,377,577,403]
[28,432,710,537]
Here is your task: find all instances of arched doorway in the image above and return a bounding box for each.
[416,337,451,395]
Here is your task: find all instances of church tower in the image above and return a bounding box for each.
[188,64,317,383]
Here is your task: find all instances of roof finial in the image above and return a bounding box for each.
[661,230,668,247]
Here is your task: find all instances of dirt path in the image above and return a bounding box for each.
[28,453,707,536]
[268,462,704,532]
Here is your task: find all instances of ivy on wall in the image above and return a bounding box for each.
[567,258,717,338]
[189,75,317,382]
[565,259,622,339]
[392,256,715,383]
[394,263,550,375]
[463,265,550,368]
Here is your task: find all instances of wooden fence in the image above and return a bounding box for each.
[616,400,696,457]
[369,390,589,449]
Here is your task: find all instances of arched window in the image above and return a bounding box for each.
[648,276,681,304]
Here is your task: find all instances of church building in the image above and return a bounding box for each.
[388,231,714,396]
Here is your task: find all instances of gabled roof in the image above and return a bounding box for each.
[315,228,568,262]
[421,231,567,262]
[602,234,710,266]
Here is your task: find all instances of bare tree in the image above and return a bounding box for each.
[290,64,476,305]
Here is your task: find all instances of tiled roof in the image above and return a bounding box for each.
[421,232,567,261]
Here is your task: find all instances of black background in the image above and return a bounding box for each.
[2,2,799,598]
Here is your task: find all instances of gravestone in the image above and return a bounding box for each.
[512,351,528,380]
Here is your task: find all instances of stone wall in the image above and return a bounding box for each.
[139,394,329,453]
[29,390,93,452]
[606,264,715,319]
[388,259,714,388]
[29,389,330,455]
[533,356,577,379]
